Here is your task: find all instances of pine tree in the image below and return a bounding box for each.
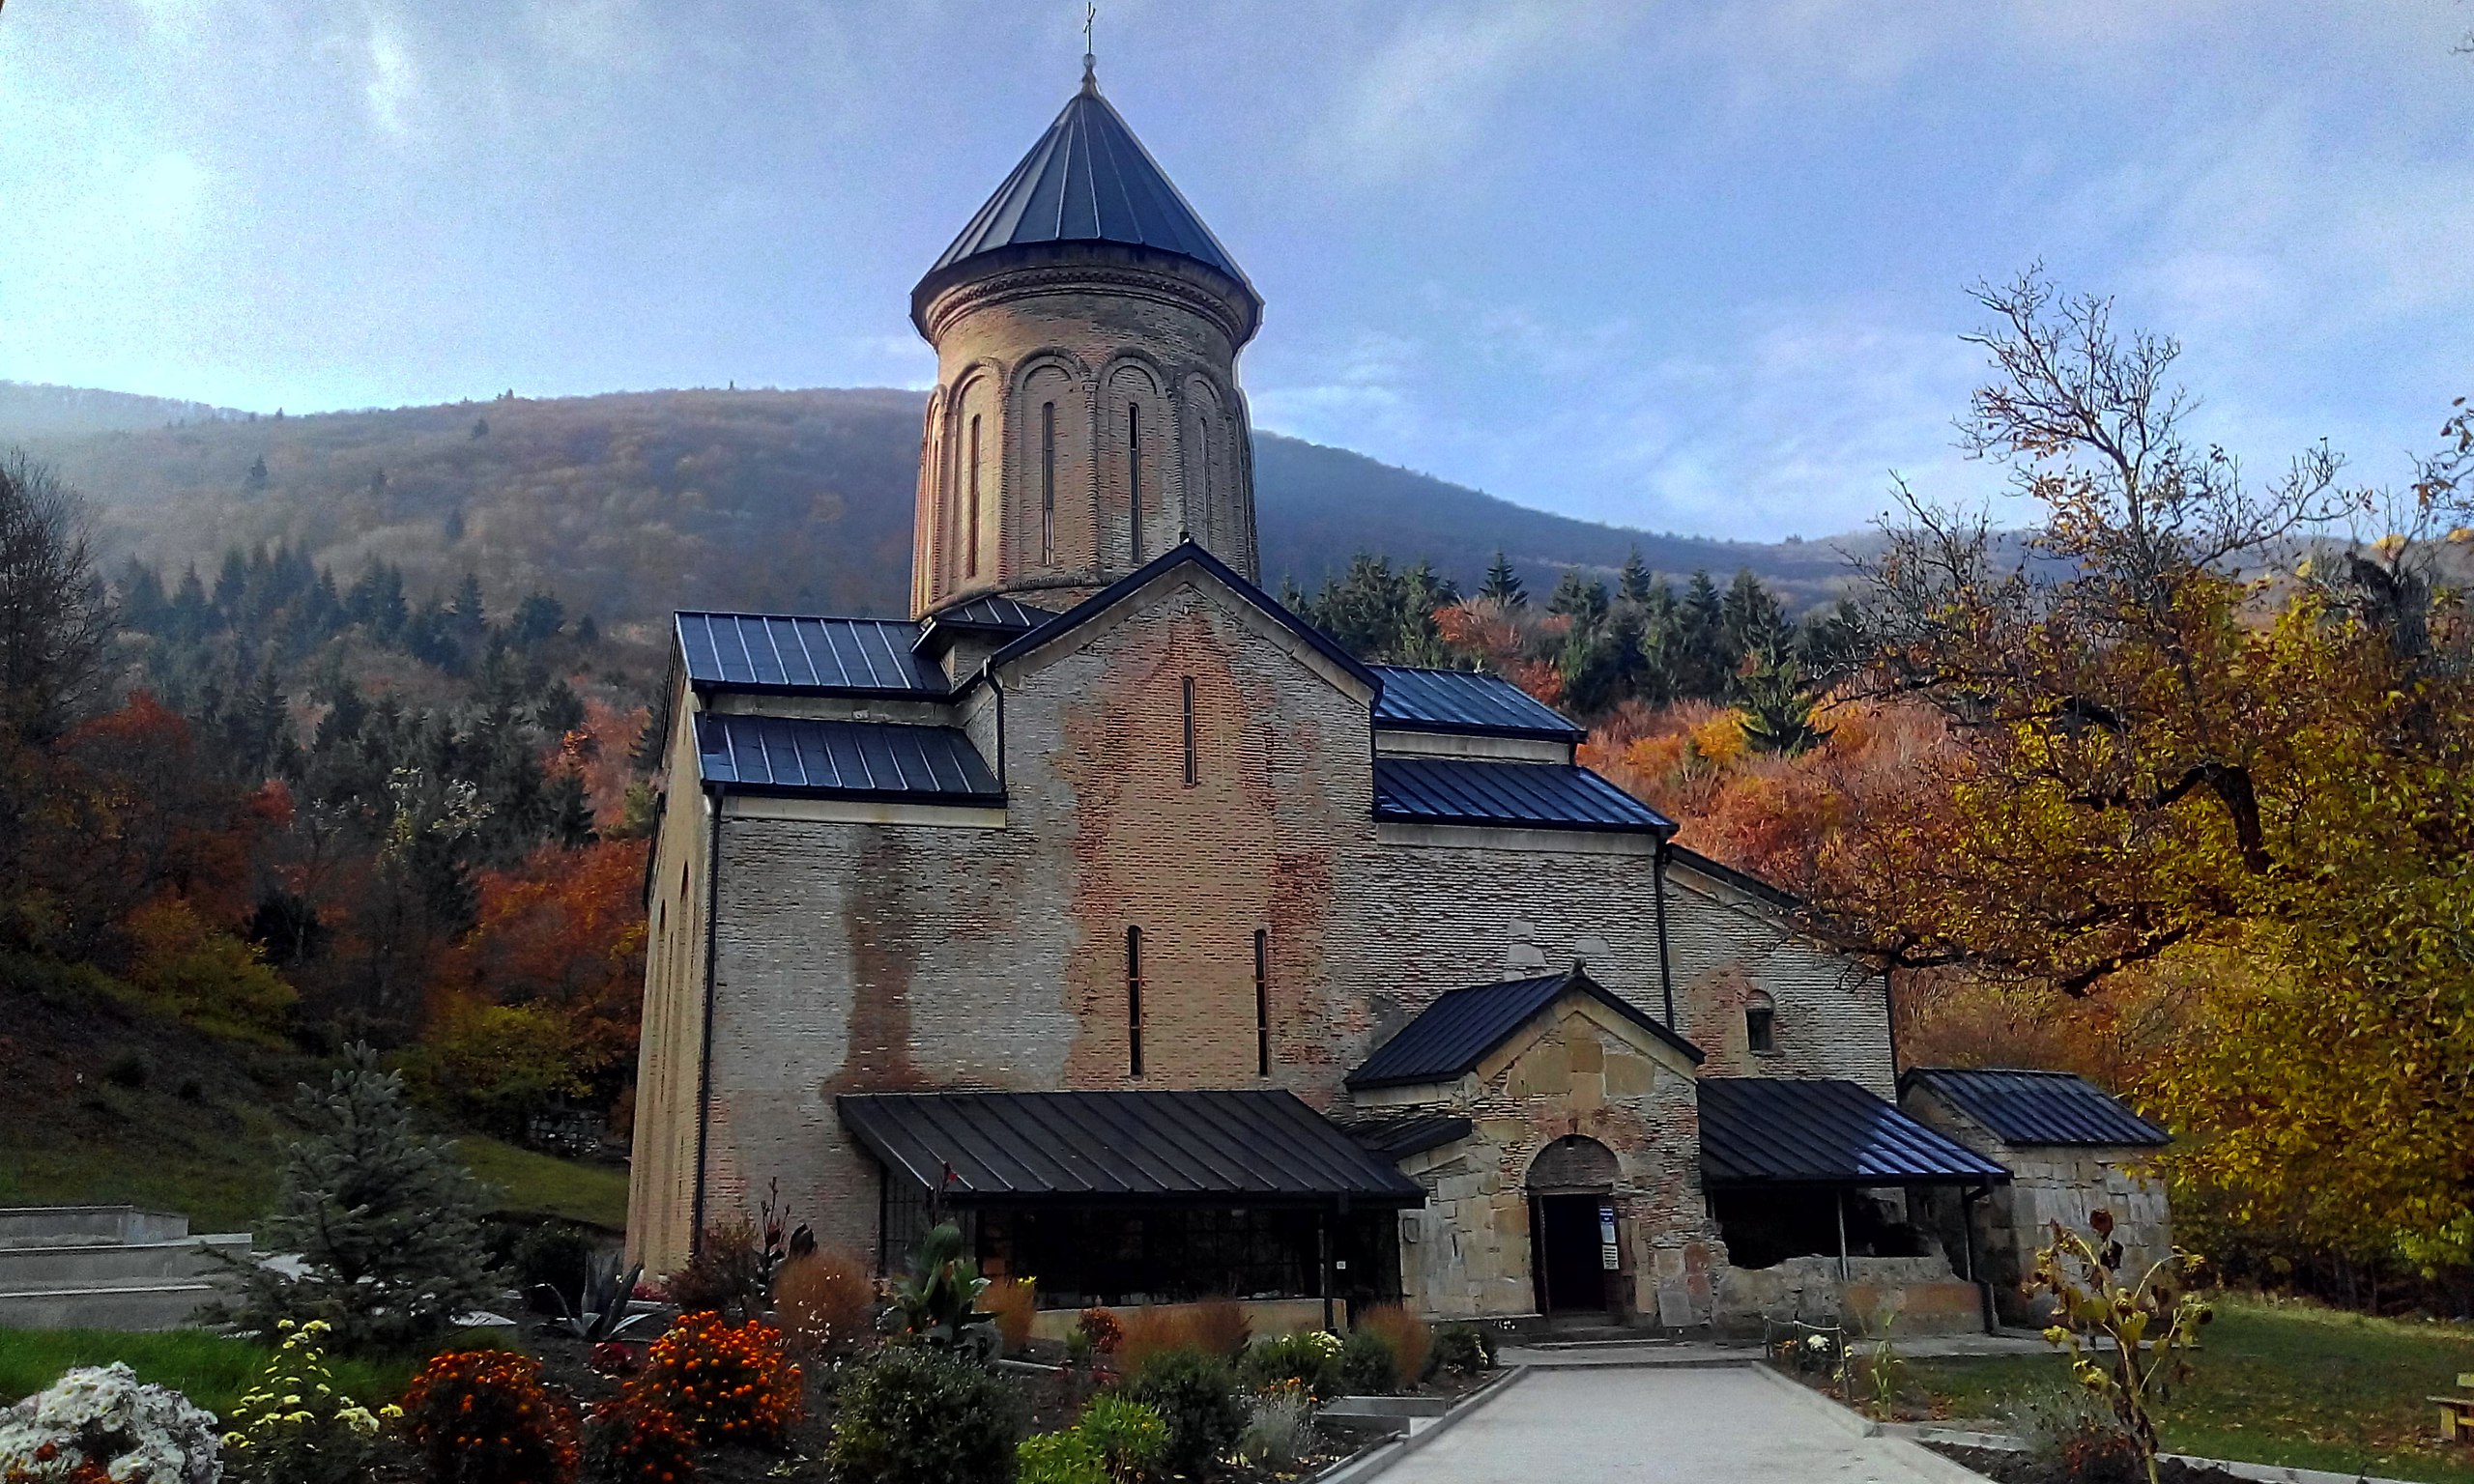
[1676,569,1727,699]
[1737,648,1829,756]
[1479,550,1526,607]
[547,769,596,848]
[1619,549,1654,605]
[1547,571,1609,627]
[214,1046,503,1353]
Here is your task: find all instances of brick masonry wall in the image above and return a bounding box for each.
[916,251,1257,616]
[649,568,1903,1295]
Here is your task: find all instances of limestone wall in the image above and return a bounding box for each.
[1386,997,1718,1326]
[1668,863,1894,1098]
[1901,1086,2172,1324]
[1713,1255,1983,1337]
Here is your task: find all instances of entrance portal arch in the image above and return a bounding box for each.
[1525,1136,1620,1316]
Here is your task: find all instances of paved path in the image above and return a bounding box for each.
[1497,1329,2056,1368]
[1382,1366,1966,1484]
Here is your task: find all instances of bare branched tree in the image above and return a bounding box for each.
[0,449,116,746]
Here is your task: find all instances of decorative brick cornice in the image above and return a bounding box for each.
[917,255,1257,346]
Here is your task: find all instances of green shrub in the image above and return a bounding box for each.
[828,1345,1023,1484]
[1017,1430,1108,1484]
[1338,1328,1398,1395]
[1236,1330,1341,1399]
[218,1319,395,1484]
[1073,1393,1168,1480]
[511,1222,600,1311]
[1430,1323,1495,1376]
[1121,1351,1244,1478]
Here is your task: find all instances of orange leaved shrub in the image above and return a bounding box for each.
[774,1245,877,1358]
[1356,1304,1433,1383]
[641,1311,803,1447]
[400,1350,580,1484]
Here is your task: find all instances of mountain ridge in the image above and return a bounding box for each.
[3,384,1867,624]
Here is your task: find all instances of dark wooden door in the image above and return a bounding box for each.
[1534,1193,1610,1315]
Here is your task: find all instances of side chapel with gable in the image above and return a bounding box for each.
[626,66,2165,1333]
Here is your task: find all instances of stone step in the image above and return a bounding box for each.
[1325,1395,1449,1418]
[0,1234,252,1290]
[0,1278,225,1331]
[0,1206,192,1249]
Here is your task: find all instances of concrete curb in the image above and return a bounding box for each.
[1882,1422,2423,1484]
[1747,1366,2002,1482]
[1311,1366,1533,1484]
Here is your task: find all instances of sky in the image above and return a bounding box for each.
[1,1,2469,541]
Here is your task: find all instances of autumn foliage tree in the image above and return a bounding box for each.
[1826,273,2474,1277]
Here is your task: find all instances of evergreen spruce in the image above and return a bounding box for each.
[1478,550,1526,606]
[216,1046,504,1353]
[1618,548,1654,605]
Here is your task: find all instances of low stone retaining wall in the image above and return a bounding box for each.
[1715,1255,1987,1336]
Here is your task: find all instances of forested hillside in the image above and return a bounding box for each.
[8,385,1861,628]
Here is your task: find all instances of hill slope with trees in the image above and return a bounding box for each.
[7,385,1862,629]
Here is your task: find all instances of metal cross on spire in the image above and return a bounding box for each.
[1080,3,1099,93]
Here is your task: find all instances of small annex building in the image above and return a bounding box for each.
[624,64,2168,1338]
[1901,1069,2173,1324]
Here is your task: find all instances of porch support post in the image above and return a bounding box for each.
[1318,1209,1335,1332]
[1964,1185,1993,1334]
[1835,1188,1849,1282]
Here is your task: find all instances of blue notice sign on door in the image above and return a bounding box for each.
[1598,1204,1618,1270]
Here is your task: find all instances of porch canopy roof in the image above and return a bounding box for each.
[1699,1077,2010,1189]
[838,1090,1426,1209]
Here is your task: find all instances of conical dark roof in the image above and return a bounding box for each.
[924,77,1252,298]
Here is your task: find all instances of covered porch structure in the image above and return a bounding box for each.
[838,1090,1425,1325]
[1697,1077,2011,1336]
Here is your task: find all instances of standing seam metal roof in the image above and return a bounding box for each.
[926,84,1251,291]
[1347,969,1701,1090]
[1370,665,1586,740]
[1901,1069,2170,1148]
[695,715,999,800]
[836,1091,1424,1205]
[677,612,946,694]
[1698,1078,2011,1186]
[1372,757,1675,834]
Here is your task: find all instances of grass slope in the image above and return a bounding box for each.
[1908,1295,2474,1483]
[0,955,627,1237]
[0,1327,417,1417]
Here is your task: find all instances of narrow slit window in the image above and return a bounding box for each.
[1126,927,1145,1077]
[1039,400,1056,564]
[1181,675,1197,785]
[1253,928,1271,1076]
[1127,402,1143,561]
[965,414,983,578]
[1745,992,1777,1055]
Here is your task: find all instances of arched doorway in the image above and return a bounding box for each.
[1526,1135,1620,1317]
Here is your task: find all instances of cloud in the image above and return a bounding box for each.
[1312,4,1618,186]
[362,17,421,136]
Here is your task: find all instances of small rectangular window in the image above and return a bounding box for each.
[1128,402,1143,562]
[1253,928,1271,1076]
[965,414,983,578]
[1181,675,1197,785]
[1040,400,1056,564]
[1746,1004,1776,1055]
[1126,927,1144,1077]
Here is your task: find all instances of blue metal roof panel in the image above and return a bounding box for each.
[1347,969,1700,1090]
[676,613,947,695]
[932,594,1058,632]
[836,1090,1424,1206]
[1902,1069,2170,1148]
[927,86,1250,290]
[695,715,999,801]
[1372,757,1673,834]
[1699,1078,2011,1186]
[1370,666,1585,739]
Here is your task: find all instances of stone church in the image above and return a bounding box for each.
[626,67,2163,1331]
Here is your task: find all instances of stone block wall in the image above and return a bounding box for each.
[1381,998,1718,1326]
[1902,1085,2172,1325]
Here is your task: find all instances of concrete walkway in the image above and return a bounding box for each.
[1497,1329,2057,1368]
[1377,1366,1973,1484]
